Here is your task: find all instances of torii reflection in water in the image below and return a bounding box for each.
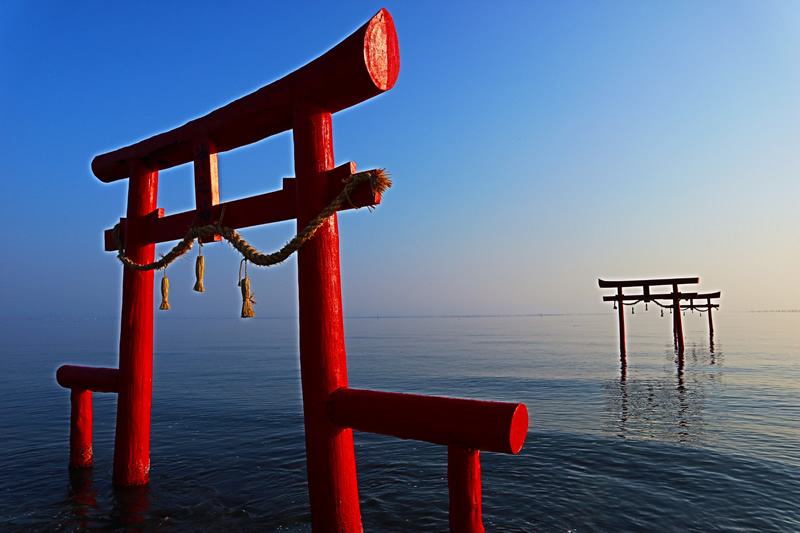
[605,336,723,444]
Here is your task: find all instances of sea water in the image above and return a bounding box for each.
[0,312,797,531]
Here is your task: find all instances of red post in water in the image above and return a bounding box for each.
[707,297,714,334]
[293,98,361,532]
[672,283,684,353]
[616,287,626,356]
[113,159,158,487]
[448,444,484,533]
[69,389,93,468]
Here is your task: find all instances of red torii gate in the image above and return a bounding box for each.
[55,10,528,532]
[598,277,721,354]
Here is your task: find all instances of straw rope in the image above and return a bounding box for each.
[111,169,390,271]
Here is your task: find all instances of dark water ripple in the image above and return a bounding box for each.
[1,315,798,531]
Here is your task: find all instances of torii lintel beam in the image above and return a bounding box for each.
[602,292,699,302]
[103,162,380,251]
[598,277,699,288]
[91,9,399,183]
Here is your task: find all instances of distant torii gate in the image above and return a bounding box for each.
[55,10,527,533]
[598,277,720,354]
[682,292,721,335]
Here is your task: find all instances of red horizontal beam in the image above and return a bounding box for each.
[57,365,119,393]
[603,292,699,302]
[104,163,381,251]
[328,388,528,455]
[92,9,399,183]
[598,277,699,288]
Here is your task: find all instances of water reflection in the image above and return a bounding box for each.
[64,468,152,529]
[112,484,151,526]
[67,468,98,529]
[605,336,723,444]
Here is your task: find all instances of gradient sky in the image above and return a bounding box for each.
[1,1,798,319]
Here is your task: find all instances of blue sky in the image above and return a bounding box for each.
[1,1,798,318]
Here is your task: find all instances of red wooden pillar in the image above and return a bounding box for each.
[113,159,158,487]
[672,284,684,353]
[448,444,484,533]
[616,287,626,355]
[707,297,714,334]
[293,98,362,532]
[69,389,93,468]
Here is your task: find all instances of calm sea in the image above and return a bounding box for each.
[0,312,797,531]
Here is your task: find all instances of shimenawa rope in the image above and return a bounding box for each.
[111,169,390,272]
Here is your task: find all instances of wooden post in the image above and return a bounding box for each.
[293,98,362,532]
[69,389,93,468]
[672,284,684,353]
[707,297,714,334]
[616,287,626,355]
[448,444,484,533]
[192,138,222,243]
[113,159,158,487]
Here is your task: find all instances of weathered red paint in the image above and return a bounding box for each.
[69,389,93,468]
[113,159,158,487]
[329,388,528,455]
[56,366,119,467]
[448,444,484,533]
[293,98,362,532]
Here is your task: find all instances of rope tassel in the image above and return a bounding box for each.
[159,271,170,310]
[239,259,255,318]
[240,278,255,318]
[193,254,205,292]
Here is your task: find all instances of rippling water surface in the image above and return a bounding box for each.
[1,312,797,531]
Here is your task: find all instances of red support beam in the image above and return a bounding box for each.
[57,365,120,393]
[328,388,528,455]
[448,444,484,533]
[293,98,361,532]
[113,160,158,487]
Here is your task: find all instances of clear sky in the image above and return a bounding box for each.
[1,1,798,319]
